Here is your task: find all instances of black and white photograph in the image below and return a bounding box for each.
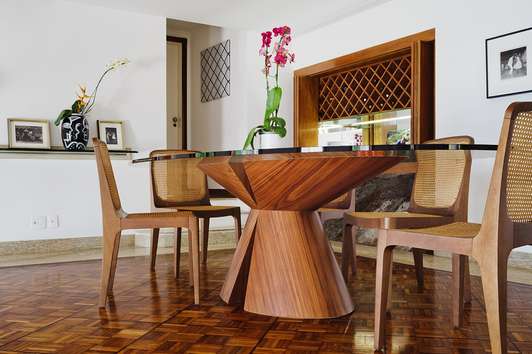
[15,125,43,144]
[500,46,527,80]
[8,119,51,149]
[105,127,118,144]
[487,27,532,98]
[97,120,125,149]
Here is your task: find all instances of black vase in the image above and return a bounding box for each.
[61,114,89,150]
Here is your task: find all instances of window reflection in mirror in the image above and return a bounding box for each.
[318,109,411,146]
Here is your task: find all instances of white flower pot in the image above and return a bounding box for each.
[259,132,283,149]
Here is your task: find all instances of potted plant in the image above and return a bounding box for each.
[55,59,129,150]
[243,26,295,149]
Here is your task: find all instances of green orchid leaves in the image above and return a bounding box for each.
[243,126,264,150]
[264,87,282,123]
[54,109,72,126]
[244,87,287,149]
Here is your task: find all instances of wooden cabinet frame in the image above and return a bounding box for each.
[293,29,435,146]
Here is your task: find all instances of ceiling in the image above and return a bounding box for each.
[66,0,391,33]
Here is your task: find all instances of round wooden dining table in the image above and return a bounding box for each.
[133,144,497,319]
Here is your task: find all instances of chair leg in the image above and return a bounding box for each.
[233,210,242,242]
[387,257,393,314]
[174,228,182,278]
[189,217,200,304]
[341,222,355,282]
[452,254,467,328]
[479,254,509,354]
[150,228,159,271]
[99,229,121,308]
[201,218,210,264]
[412,248,424,291]
[374,233,394,351]
[188,229,194,285]
[464,258,472,304]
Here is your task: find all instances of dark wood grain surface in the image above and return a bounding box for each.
[198,152,403,319]
[0,251,530,353]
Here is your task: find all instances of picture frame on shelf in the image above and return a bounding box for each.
[8,118,51,150]
[486,27,532,98]
[97,120,125,150]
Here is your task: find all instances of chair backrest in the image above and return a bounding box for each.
[408,136,473,219]
[150,149,210,208]
[475,102,532,248]
[504,108,532,224]
[93,138,122,216]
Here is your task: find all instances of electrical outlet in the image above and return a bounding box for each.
[30,216,46,229]
[47,215,59,229]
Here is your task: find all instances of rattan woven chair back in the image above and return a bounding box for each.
[409,136,473,218]
[473,102,532,354]
[150,150,210,208]
[479,102,532,236]
[93,138,123,213]
[505,111,532,224]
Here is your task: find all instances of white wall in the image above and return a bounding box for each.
[281,0,532,252]
[167,22,263,227]
[187,26,264,151]
[0,0,166,241]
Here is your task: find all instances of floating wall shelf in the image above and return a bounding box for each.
[0,146,137,159]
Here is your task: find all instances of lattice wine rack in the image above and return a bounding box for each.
[318,53,412,121]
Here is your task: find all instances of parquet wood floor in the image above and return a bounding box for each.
[0,250,531,353]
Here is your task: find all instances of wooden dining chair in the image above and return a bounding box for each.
[149,150,241,277]
[342,135,474,289]
[373,102,532,353]
[93,139,200,307]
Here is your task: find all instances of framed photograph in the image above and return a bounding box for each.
[486,27,532,98]
[97,120,125,150]
[8,118,51,149]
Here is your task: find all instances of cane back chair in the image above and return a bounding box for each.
[93,139,200,307]
[342,136,474,288]
[373,102,532,353]
[149,150,241,278]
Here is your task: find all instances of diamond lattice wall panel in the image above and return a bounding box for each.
[201,40,231,102]
[318,53,412,121]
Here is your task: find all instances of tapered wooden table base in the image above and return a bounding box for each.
[221,209,353,318]
[198,152,403,319]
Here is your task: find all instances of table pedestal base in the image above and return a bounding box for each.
[221,209,354,319]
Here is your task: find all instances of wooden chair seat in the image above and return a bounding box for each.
[125,211,193,219]
[400,222,481,238]
[176,205,240,218]
[122,211,193,229]
[345,211,453,229]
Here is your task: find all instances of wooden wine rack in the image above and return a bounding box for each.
[318,53,412,121]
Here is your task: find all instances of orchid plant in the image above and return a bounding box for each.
[54,59,130,126]
[243,26,295,149]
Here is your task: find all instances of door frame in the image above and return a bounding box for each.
[167,36,188,149]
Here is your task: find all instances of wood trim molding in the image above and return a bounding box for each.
[294,29,435,78]
[167,36,188,149]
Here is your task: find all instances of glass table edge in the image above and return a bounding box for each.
[131,144,498,164]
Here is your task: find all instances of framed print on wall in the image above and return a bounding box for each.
[486,27,532,98]
[97,120,125,150]
[8,118,51,149]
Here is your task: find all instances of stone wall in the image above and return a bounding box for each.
[323,174,415,245]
